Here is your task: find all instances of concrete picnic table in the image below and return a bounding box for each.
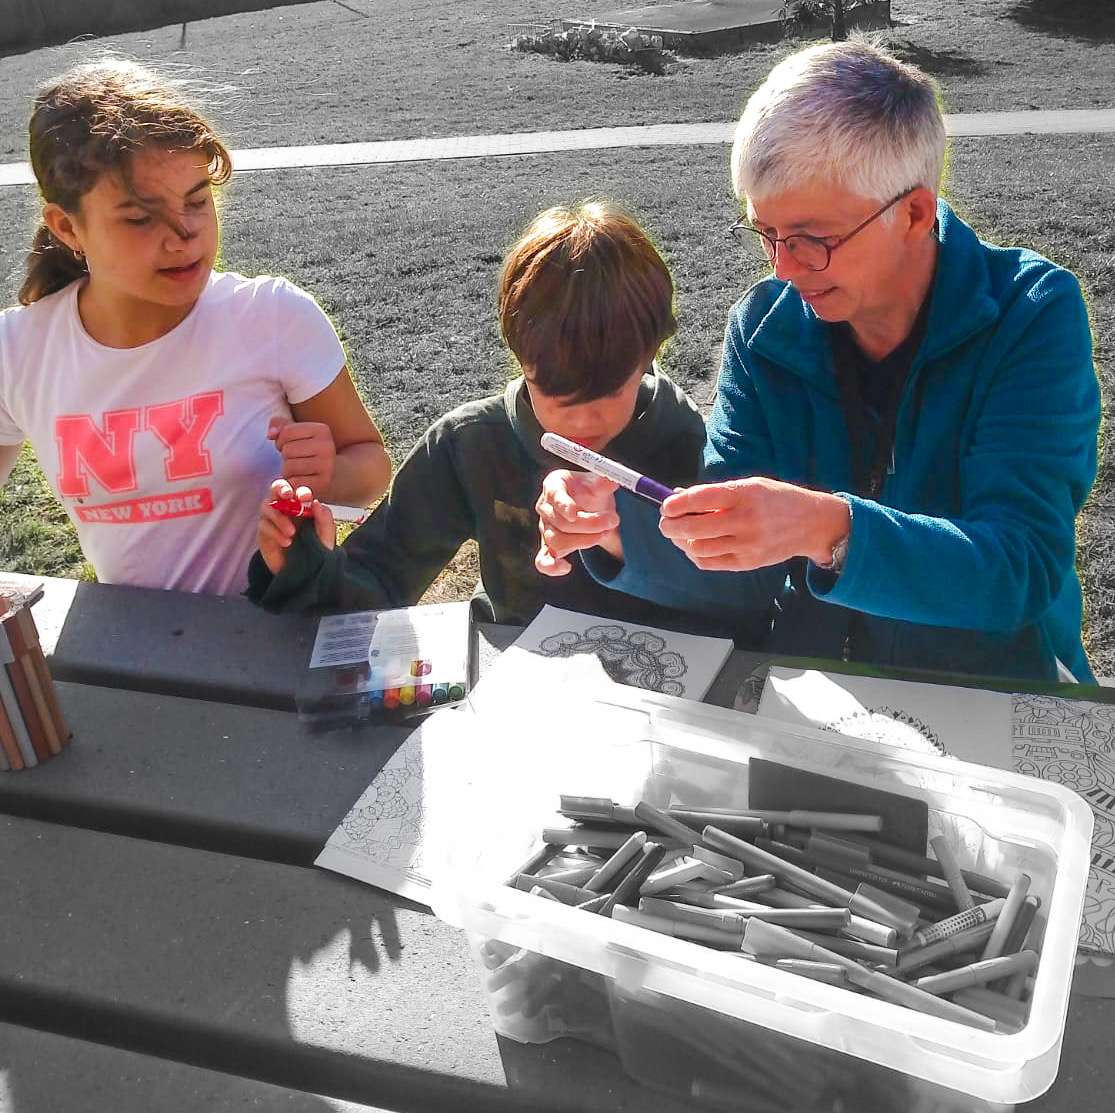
[0,573,1111,1112]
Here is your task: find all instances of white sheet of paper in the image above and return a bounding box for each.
[314,708,460,903]
[502,604,734,701]
[316,671,655,906]
[757,666,1013,767]
[308,610,380,668]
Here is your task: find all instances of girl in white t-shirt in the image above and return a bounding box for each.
[0,59,391,595]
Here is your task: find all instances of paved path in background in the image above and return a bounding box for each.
[0,108,1112,186]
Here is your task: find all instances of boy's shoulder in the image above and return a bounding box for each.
[422,392,512,445]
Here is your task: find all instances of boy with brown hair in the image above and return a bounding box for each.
[248,201,706,626]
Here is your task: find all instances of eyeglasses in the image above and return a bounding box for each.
[728,188,916,273]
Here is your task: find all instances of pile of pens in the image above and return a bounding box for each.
[0,599,71,770]
[491,794,1039,1036]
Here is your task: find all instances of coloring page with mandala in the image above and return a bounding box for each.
[757,667,1013,765]
[506,605,734,701]
[1012,694,1115,955]
[316,708,479,906]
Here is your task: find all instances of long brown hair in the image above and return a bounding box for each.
[20,59,232,305]
[498,202,676,403]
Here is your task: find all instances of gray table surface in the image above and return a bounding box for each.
[0,573,1111,1112]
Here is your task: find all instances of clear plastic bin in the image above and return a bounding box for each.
[434,694,1092,1112]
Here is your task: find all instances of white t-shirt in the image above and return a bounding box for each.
[0,271,346,595]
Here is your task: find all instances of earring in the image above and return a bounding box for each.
[73,247,84,260]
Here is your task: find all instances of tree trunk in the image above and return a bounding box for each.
[831,0,848,41]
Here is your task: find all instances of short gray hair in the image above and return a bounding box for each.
[731,38,946,205]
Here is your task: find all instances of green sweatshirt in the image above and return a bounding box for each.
[247,370,714,628]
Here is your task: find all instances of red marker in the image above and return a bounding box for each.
[269,498,367,524]
[270,497,312,519]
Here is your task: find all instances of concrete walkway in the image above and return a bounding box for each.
[0,108,1112,186]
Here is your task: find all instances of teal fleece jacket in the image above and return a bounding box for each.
[587,202,1101,682]
[247,370,736,632]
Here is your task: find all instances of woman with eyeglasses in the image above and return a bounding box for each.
[534,39,1101,683]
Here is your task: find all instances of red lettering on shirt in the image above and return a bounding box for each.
[74,487,213,523]
[55,409,142,497]
[144,391,224,481]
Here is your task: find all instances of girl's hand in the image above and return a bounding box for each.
[268,417,337,493]
[258,479,336,575]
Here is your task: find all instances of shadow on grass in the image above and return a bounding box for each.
[888,40,987,78]
[1008,0,1115,44]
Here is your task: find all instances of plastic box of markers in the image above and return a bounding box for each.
[295,602,472,731]
[432,696,1092,1113]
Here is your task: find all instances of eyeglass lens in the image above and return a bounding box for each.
[757,233,830,271]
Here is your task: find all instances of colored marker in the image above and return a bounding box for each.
[896,921,996,975]
[843,835,1011,899]
[560,796,641,826]
[432,684,450,704]
[410,659,431,676]
[679,808,883,833]
[910,898,1006,950]
[772,959,848,985]
[398,683,416,706]
[640,859,708,895]
[913,950,1039,996]
[269,498,367,523]
[540,865,598,887]
[584,831,646,893]
[416,684,433,707]
[269,497,312,518]
[667,808,767,840]
[447,681,467,701]
[980,872,1031,962]
[713,874,778,898]
[634,801,704,844]
[540,432,675,504]
[930,834,976,912]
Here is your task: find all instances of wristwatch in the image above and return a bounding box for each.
[821,498,852,574]
[824,533,850,574]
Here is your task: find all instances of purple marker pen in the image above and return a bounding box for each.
[540,432,675,505]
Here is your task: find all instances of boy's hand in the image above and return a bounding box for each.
[268,416,337,493]
[259,479,337,576]
[535,470,623,576]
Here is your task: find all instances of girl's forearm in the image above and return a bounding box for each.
[324,440,392,506]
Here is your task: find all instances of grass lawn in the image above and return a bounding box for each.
[0,0,1111,150]
[0,1,1111,671]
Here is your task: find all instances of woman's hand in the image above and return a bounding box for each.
[258,478,337,575]
[658,478,850,571]
[535,469,623,576]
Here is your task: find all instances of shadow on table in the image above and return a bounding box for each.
[0,893,410,1112]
